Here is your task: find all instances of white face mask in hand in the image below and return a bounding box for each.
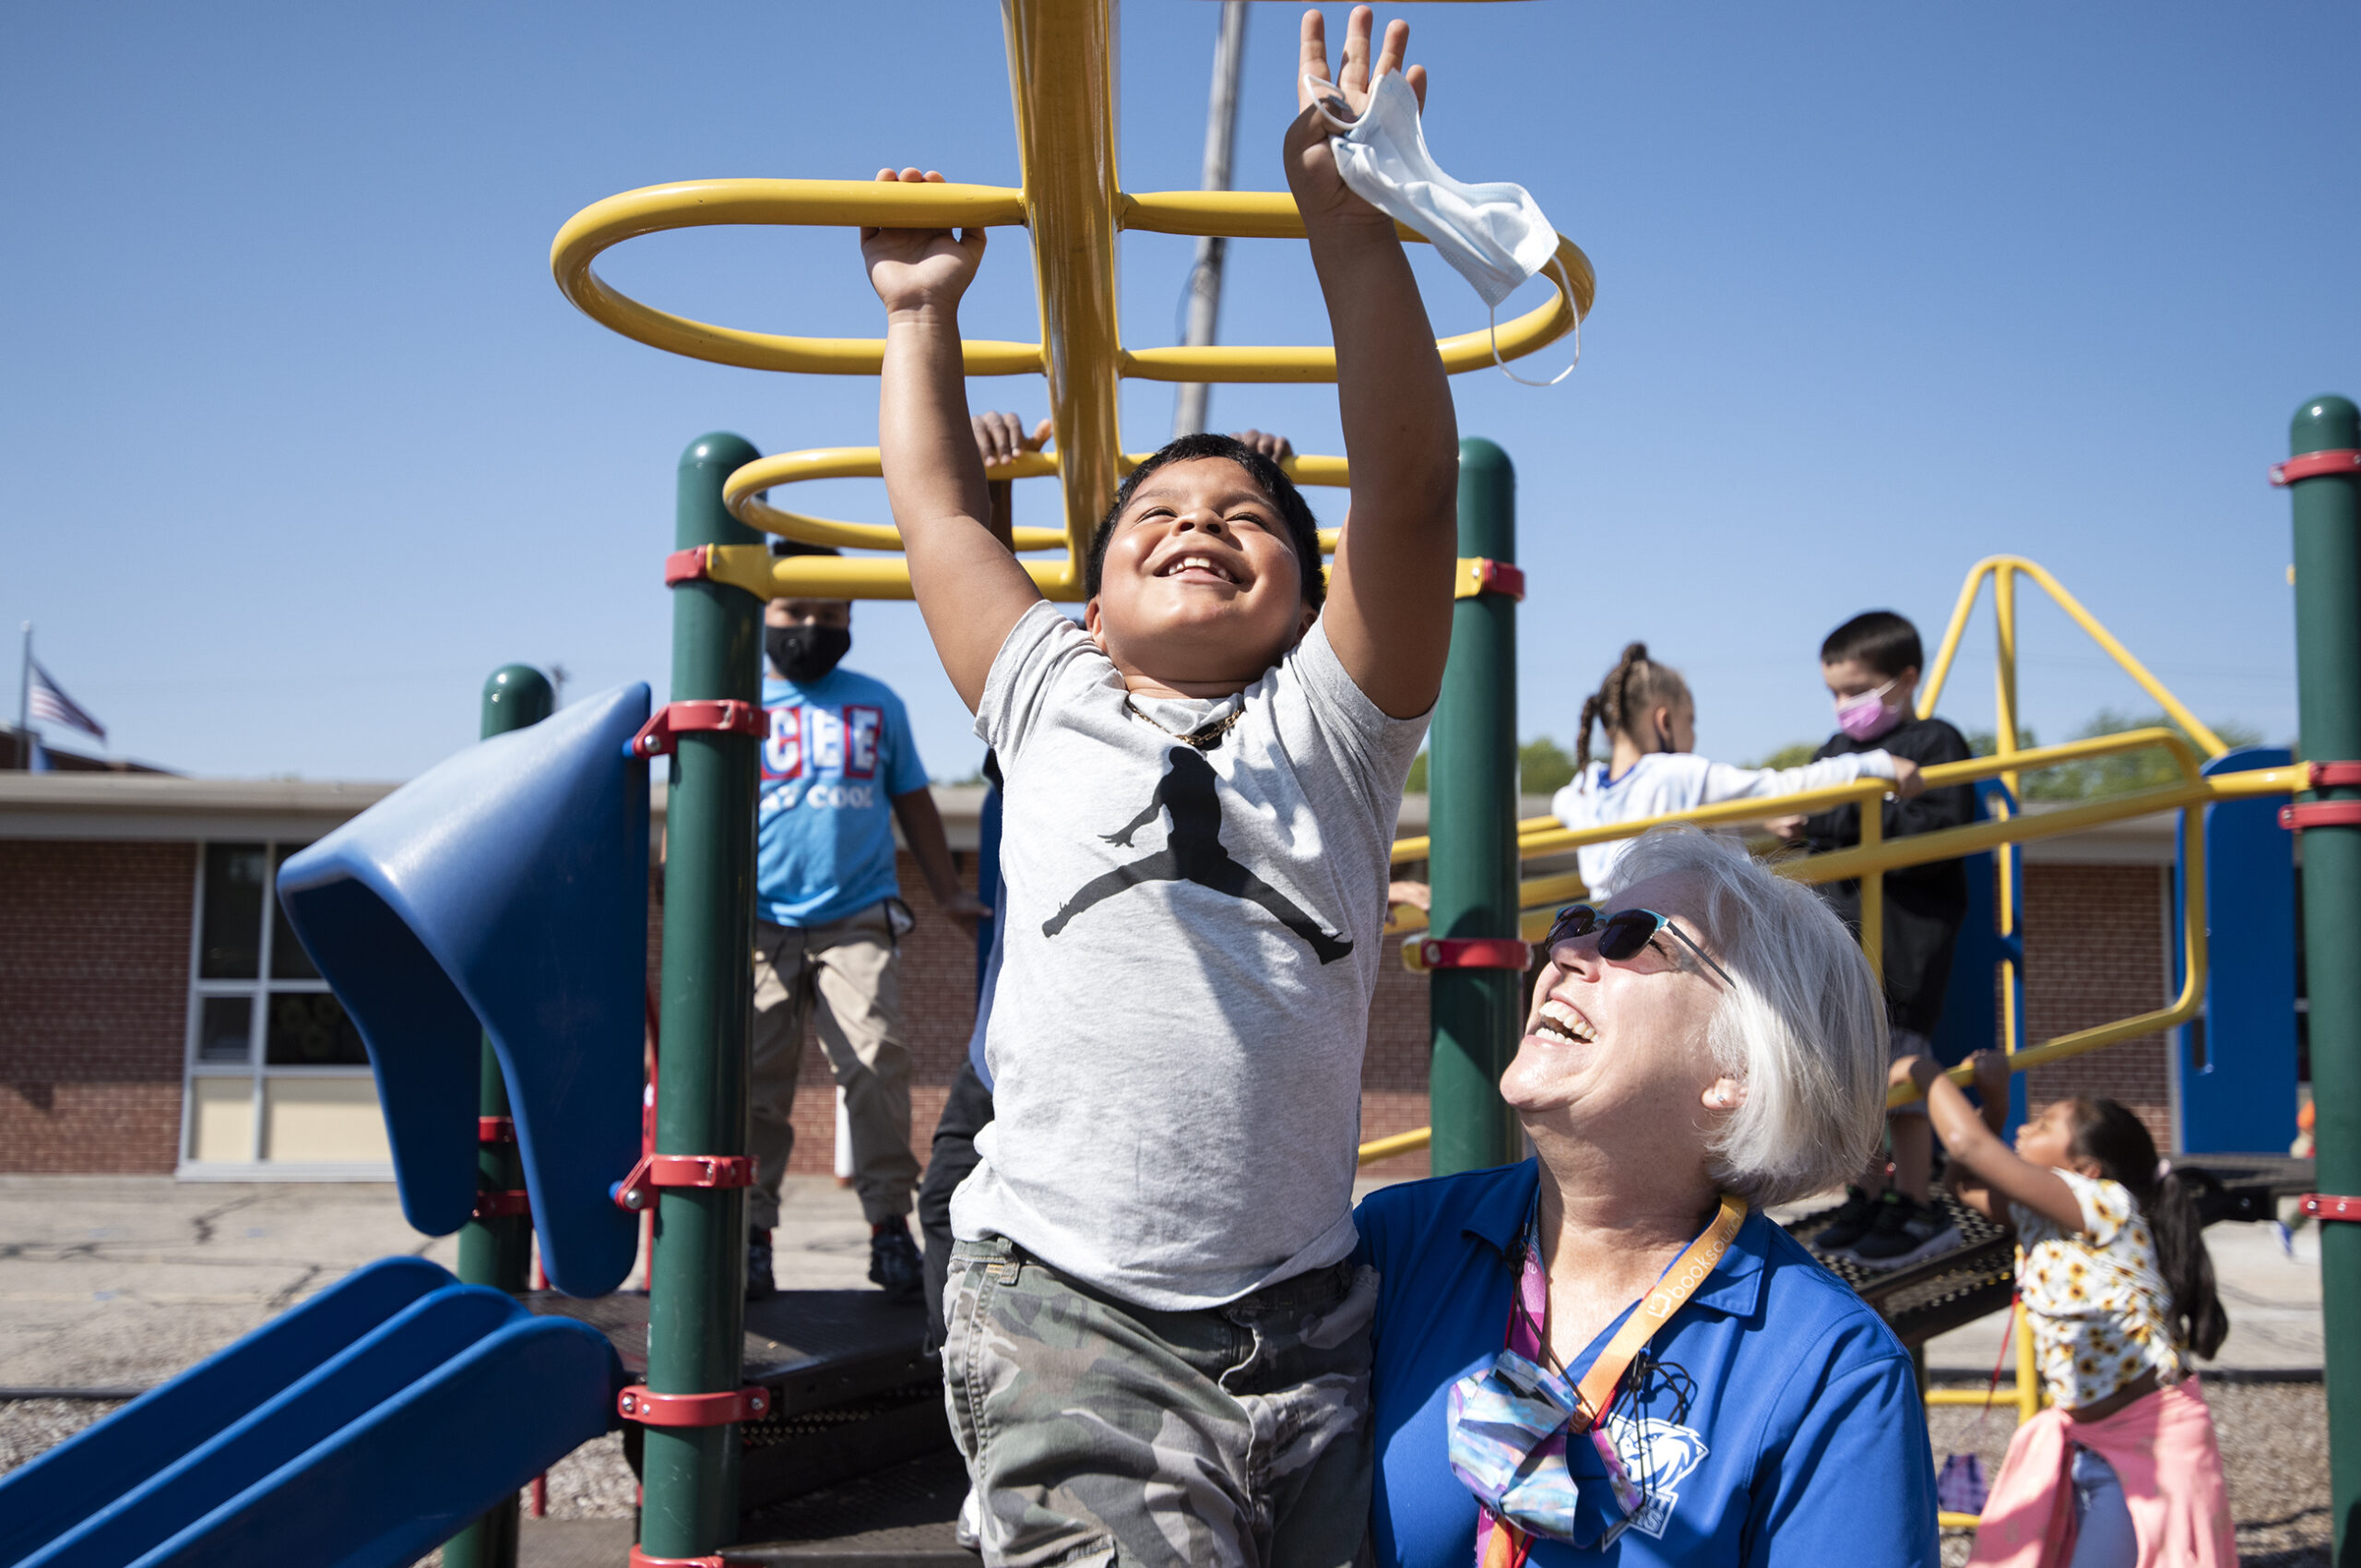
[1308,69,1578,386]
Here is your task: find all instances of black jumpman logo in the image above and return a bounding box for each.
[1041,747,1355,965]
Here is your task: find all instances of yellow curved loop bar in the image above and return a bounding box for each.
[721,447,1356,564]
[550,179,1042,377]
[551,180,1594,386]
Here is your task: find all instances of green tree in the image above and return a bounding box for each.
[1404,736,1583,795]
[1745,742,1821,770]
[1519,736,1579,795]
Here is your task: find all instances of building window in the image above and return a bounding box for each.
[183,841,386,1169]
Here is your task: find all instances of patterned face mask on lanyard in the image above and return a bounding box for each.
[1446,1194,1748,1565]
[1447,1344,1643,1551]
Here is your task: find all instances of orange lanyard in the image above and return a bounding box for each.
[1479,1194,1749,1568]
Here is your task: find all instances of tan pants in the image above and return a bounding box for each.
[749,907,918,1229]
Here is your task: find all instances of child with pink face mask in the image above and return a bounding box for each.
[1786,610,1976,1272]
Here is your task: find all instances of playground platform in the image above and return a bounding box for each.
[0,1170,2331,1564]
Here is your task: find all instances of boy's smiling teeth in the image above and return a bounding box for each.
[1533,997,1596,1044]
[1159,553,1237,583]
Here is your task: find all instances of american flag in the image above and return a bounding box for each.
[28,659,104,742]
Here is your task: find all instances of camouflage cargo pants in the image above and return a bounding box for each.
[943,1235,1378,1568]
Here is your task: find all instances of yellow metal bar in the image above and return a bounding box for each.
[549,179,1040,376]
[1005,0,1124,564]
[1916,555,2230,758]
[1939,1512,1984,1530]
[1994,563,2024,1062]
[1357,1127,1433,1166]
[1923,1386,2025,1407]
[721,445,1352,568]
[1884,803,2211,1108]
[1916,561,1995,721]
[2016,1293,2041,1422]
[699,544,1080,603]
[1858,791,1885,984]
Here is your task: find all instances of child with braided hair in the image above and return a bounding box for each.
[1549,641,1924,897]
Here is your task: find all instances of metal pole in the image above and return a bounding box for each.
[445,662,555,1568]
[1172,0,1247,438]
[1429,439,1521,1175]
[639,433,764,1560]
[17,624,30,742]
[2286,394,2361,1560]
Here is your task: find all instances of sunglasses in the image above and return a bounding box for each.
[1542,904,1736,989]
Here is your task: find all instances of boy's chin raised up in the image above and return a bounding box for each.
[1086,580,1315,698]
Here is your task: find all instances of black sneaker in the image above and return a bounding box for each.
[747,1228,777,1302]
[1849,1193,1962,1271]
[869,1216,924,1301]
[1810,1185,1880,1258]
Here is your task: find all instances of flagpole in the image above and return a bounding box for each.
[16,624,30,763]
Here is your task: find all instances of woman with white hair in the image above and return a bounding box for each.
[1357,827,1937,1566]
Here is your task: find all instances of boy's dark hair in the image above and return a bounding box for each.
[1821,611,1923,678]
[1576,642,1693,767]
[1084,434,1325,610]
[2067,1097,2229,1360]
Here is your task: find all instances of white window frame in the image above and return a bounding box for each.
[178,838,387,1180]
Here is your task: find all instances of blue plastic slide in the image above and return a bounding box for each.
[0,1256,622,1568]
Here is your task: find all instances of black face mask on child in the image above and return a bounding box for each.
[766,624,850,683]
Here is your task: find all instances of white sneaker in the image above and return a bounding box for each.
[955,1486,983,1553]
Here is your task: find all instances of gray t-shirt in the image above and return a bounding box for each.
[951,601,1430,1310]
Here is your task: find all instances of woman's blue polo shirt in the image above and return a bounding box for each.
[1355,1161,1937,1567]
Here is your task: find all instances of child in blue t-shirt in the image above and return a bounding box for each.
[748,540,987,1302]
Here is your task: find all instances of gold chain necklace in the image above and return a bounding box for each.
[1122,695,1247,751]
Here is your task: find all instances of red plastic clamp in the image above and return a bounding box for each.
[1455,556,1528,601]
[2281,801,2361,831]
[2300,1194,2361,1223]
[472,1188,529,1219]
[663,547,712,586]
[616,1384,772,1427]
[1418,937,1535,970]
[2309,761,2361,788]
[477,1116,515,1146]
[2269,449,2361,486]
[611,1152,755,1213]
[627,701,767,760]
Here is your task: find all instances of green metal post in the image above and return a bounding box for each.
[445,663,553,1568]
[640,434,764,1558]
[2288,395,2361,1560]
[1428,438,1524,1176]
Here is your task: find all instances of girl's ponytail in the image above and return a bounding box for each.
[1577,643,1693,766]
[2069,1098,2229,1361]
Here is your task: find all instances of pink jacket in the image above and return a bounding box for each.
[1966,1379,2235,1568]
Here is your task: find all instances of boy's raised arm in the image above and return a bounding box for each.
[1286,8,1461,720]
[864,169,1044,712]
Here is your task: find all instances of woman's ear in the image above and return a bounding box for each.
[1701,1076,1748,1112]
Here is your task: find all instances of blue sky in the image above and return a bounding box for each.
[5,3,2354,782]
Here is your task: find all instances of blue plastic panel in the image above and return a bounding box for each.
[276,683,651,1296]
[0,1258,449,1567]
[2176,746,2300,1154]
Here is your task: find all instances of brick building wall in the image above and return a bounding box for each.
[0,841,194,1172]
[2016,861,2174,1151]
[0,827,2191,1179]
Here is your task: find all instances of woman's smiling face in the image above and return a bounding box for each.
[1502,873,1735,1132]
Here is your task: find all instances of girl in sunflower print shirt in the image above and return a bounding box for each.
[1897,1051,2233,1567]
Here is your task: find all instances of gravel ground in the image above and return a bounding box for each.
[10,1379,2329,1563]
[1929,1377,2329,1566]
